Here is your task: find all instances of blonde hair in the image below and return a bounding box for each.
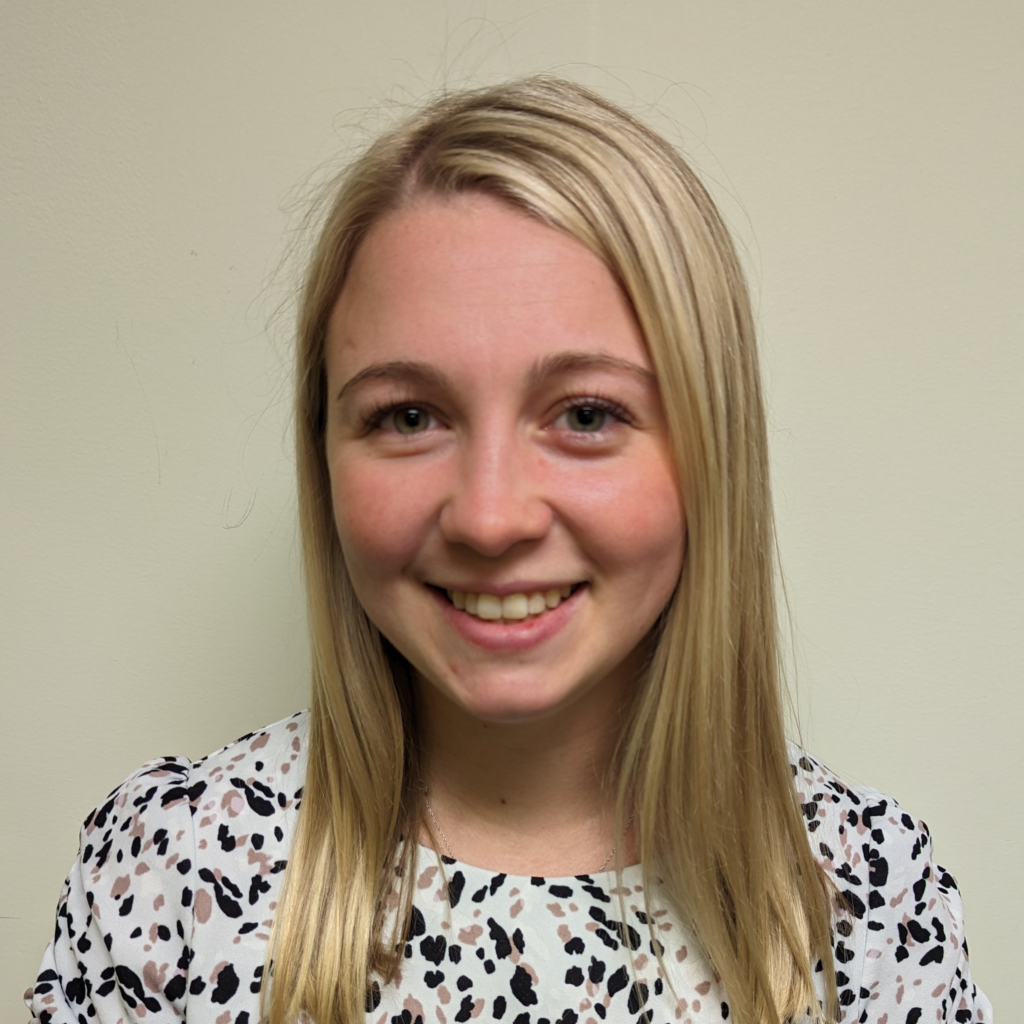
[267,76,838,1024]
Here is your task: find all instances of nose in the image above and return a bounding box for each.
[438,434,553,558]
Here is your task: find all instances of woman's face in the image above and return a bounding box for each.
[324,192,685,723]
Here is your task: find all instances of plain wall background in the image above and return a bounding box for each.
[3,1,1019,1017]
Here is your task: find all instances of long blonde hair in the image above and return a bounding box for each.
[267,76,838,1024]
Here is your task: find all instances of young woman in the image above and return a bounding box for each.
[28,77,991,1024]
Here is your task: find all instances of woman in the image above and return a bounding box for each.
[28,77,991,1024]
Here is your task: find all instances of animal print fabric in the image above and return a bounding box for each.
[27,711,992,1023]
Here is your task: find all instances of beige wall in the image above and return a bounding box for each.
[3,1,1018,1016]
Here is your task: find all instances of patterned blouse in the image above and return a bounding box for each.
[27,711,992,1023]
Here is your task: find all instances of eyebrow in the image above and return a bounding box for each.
[526,351,655,389]
[334,350,655,404]
[334,361,450,404]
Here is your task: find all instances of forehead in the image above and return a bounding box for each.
[325,192,650,381]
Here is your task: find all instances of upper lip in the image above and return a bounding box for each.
[429,581,583,597]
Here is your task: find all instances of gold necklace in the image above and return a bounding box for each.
[421,788,634,873]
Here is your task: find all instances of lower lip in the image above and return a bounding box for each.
[430,586,585,652]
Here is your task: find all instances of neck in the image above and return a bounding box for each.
[413,675,638,875]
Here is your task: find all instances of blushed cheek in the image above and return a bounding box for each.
[568,462,685,591]
[623,491,686,590]
[330,463,438,577]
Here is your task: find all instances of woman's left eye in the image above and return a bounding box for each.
[563,405,607,432]
[552,399,627,434]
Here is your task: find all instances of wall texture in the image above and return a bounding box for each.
[3,1,1018,1017]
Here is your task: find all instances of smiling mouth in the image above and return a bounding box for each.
[439,584,583,622]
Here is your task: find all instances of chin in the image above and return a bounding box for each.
[438,673,583,725]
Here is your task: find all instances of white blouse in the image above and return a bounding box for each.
[27,711,992,1023]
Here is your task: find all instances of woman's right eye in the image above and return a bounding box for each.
[375,405,436,435]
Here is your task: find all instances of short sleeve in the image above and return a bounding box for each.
[27,757,199,1024]
[849,796,993,1023]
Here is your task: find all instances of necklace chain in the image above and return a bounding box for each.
[421,787,634,873]
[421,789,457,860]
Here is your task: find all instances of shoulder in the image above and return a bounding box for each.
[28,711,309,1024]
[190,708,310,822]
[788,745,993,1022]
[83,709,310,827]
[789,744,941,922]
[85,708,310,880]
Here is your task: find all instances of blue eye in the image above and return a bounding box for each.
[565,405,607,432]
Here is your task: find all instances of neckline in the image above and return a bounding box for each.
[413,840,644,883]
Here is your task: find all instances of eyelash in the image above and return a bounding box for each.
[360,396,435,433]
[550,393,633,429]
[358,392,634,434]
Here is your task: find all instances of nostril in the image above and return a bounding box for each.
[438,478,554,557]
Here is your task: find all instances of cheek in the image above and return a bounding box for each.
[330,459,439,575]
[560,455,686,580]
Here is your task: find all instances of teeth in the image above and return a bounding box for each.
[445,586,577,622]
[502,594,529,620]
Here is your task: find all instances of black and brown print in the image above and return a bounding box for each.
[27,712,991,1023]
